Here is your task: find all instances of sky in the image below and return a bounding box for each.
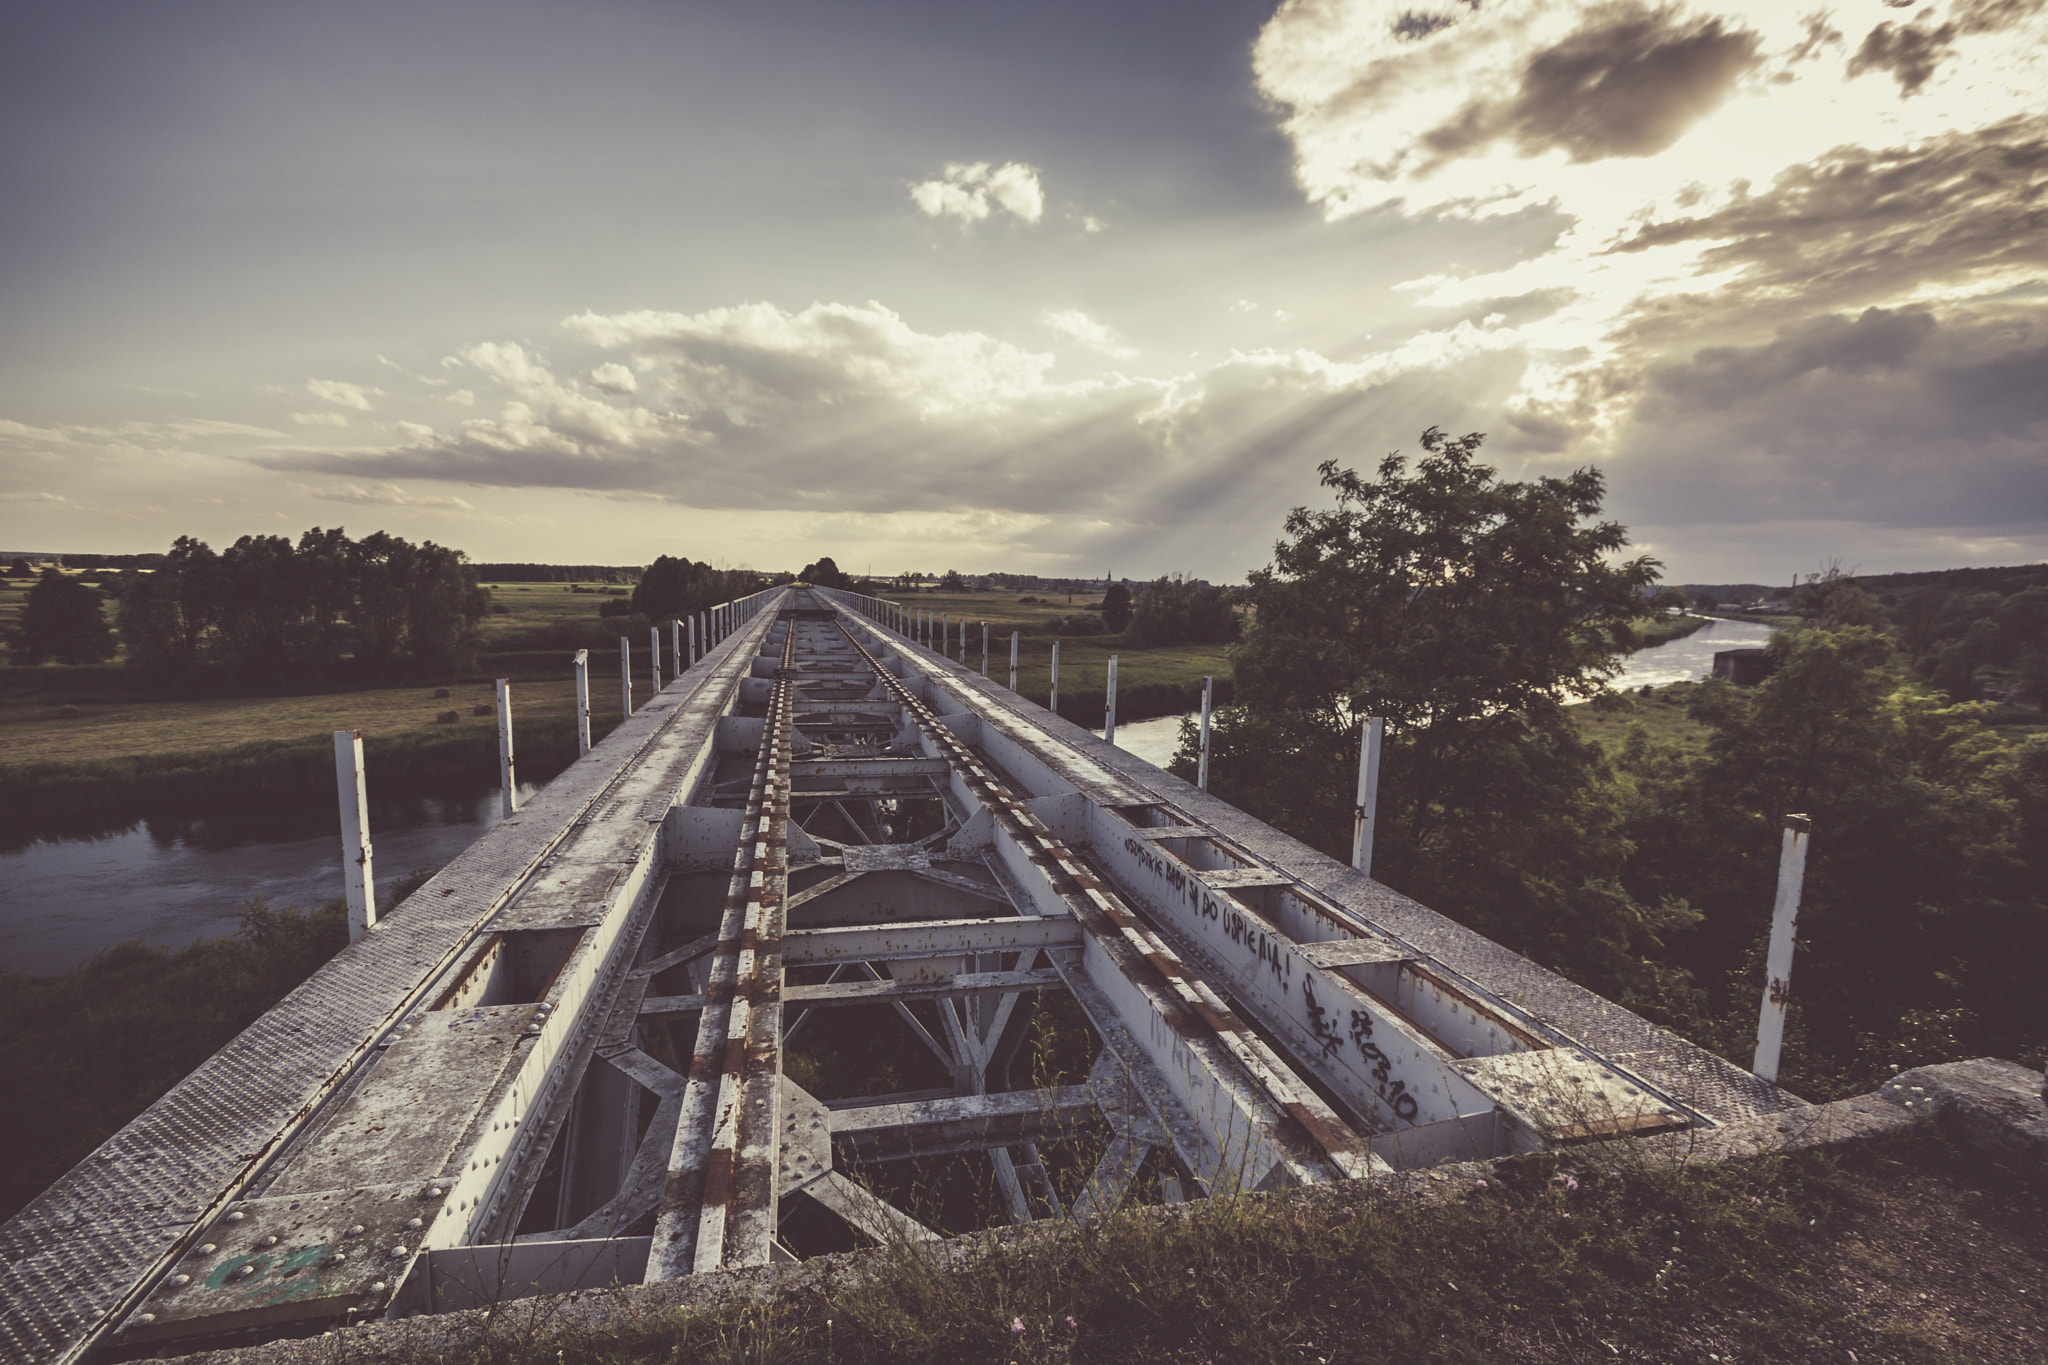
[1,0,2043,585]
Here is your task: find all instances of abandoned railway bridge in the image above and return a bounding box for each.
[0,586,1798,1362]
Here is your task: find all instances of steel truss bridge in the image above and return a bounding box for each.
[1,587,1796,1362]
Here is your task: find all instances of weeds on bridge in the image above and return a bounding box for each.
[411,1125,1978,1365]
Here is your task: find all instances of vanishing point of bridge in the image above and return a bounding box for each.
[0,587,1796,1361]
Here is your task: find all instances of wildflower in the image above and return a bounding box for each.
[1476,1178,1488,1188]
[1011,1318,1025,1334]
[1066,1316,1077,1329]
[1563,1176,1579,1191]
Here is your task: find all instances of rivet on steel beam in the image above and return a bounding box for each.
[330,1252,348,1264]
[426,1187,444,1197]
[345,1224,364,1236]
[197,1243,217,1255]
[225,1211,245,1222]
[167,1274,189,1288]
[132,1314,155,1327]
[259,1235,277,1247]
[232,1264,255,1279]
[370,1281,388,1293]
[404,1217,422,1229]
[389,1245,408,1257]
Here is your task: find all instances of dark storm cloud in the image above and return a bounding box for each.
[1611,305,2048,530]
[1604,114,2048,343]
[1420,3,1763,166]
[1848,0,2046,95]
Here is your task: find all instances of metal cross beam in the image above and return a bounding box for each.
[0,583,1795,1365]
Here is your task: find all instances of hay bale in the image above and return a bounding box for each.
[432,687,452,699]
[435,709,460,724]
[471,703,493,716]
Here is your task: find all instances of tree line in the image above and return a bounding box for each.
[1188,428,2046,1100]
[57,529,491,691]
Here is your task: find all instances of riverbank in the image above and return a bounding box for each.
[0,870,437,1224]
[0,716,602,849]
[1630,612,1713,647]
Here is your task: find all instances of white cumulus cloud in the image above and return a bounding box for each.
[291,411,349,427]
[1044,309,1137,360]
[909,161,1046,225]
[306,378,377,410]
[588,362,639,395]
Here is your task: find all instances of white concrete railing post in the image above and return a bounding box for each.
[621,636,634,717]
[687,615,697,667]
[1009,631,1019,692]
[574,648,591,756]
[1050,640,1060,716]
[1104,654,1119,746]
[670,619,681,676]
[649,626,662,693]
[1351,717,1385,876]
[333,729,375,942]
[495,677,517,818]
[981,622,988,675]
[1197,675,1214,791]
[1753,814,1813,1084]
[942,613,949,658]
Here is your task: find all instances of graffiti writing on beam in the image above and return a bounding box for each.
[1114,835,1446,1127]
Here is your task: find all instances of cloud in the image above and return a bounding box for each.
[1252,0,2048,557]
[310,481,473,510]
[306,378,377,410]
[239,294,1527,585]
[1044,309,1137,360]
[909,161,1046,225]
[1611,304,2048,531]
[447,389,476,406]
[588,362,639,395]
[292,411,350,427]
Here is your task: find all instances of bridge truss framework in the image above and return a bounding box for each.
[0,587,1797,1362]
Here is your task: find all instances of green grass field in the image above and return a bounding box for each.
[1569,681,1716,758]
[0,580,1235,769]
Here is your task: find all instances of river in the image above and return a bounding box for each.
[2,618,1771,976]
[1090,614,1777,773]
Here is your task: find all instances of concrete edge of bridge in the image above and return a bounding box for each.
[147,1058,2045,1365]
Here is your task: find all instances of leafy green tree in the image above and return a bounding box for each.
[6,569,116,665]
[798,556,852,589]
[1179,428,1688,1000]
[1131,575,1237,645]
[7,557,32,578]
[633,554,732,623]
[1618,627,2045,1095]
[1101,582,1133,632]
[938,568,966,591]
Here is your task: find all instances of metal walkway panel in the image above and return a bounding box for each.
[0,596,786,1365]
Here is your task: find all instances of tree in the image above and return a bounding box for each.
[938,569,966,592]
[7,569,117,665]
[115,538,219,689]
[633,555,737,623]
[1617,627,2044,1095]
[7,558,32,579]
[799,557,852,590]
[1181,427,1688,999]
[1131,575,1237,645]
[1101,582,1133,632]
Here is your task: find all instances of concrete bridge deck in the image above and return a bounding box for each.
[0,586,1796,1363]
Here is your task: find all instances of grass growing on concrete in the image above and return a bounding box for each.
[394,1122,2038,1365]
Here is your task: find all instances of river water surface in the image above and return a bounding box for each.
[2,618,1772,975]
